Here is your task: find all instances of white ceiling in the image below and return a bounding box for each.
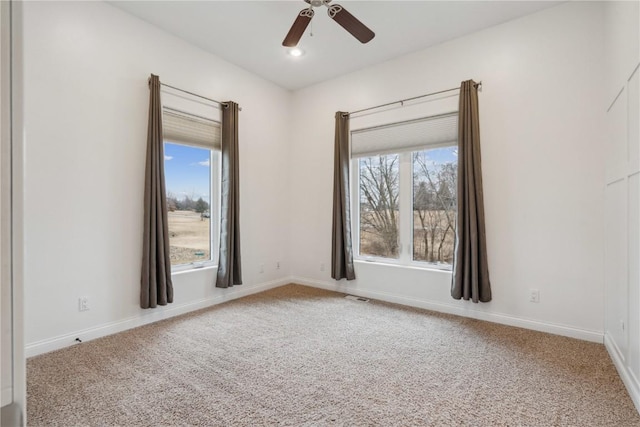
[109,1,562,91]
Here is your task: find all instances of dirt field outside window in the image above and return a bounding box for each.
[168,210,211,266]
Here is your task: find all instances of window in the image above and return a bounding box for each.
[351,113,458,269]
[412,147,457,264]
[163,108,221,269]
[358,154,400,259]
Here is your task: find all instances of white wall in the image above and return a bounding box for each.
[22,1,292,355]
[0,0,12,408]
[3,0,27,419]
[603,0,640,412]
[289,1,606,341]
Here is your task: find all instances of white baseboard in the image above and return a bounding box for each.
[25,278,290,358]
[1,387,11,407]
[27,275,605,358]
[605,332,640,413]
[292,276,604,343]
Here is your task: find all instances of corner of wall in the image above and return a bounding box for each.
[606,332,640,413]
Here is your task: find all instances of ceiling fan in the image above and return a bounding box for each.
[282,0,375,47]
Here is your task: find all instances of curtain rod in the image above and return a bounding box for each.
[344,81,481,117]
[158,81,242,111]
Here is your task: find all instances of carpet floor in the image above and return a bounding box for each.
[27,284,640,426]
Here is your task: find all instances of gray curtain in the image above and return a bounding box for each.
[141,74,173,309]
[216,101,243,288]
[451,80,491,303]
[331,112,356,280]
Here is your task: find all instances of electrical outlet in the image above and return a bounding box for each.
[620,319,626,332]
[529,289,540,303]
[259,264,264,274]
[320,263,325,272]
[276,261,280,270]
[78,297,90,312]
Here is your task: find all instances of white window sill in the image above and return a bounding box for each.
[171,264,218,277]
[354,259,452,274]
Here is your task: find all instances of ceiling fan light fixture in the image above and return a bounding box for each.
[288,47,305,57]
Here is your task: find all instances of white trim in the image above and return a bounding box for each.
[1,387,11,407]
[605,332,640,413]
[354,259,452,273]
[26,275,606,359]
[171,263,217,275]
[606,61,640,114]
[291,276,604,343]
[0,0,13,412]
[607,86,625,113]
[9,0,26,417]
[627,62,640,84]
[607,176,626,186]
[25,278,290,358]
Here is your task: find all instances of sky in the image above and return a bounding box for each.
[419,146,457,164]
[164,142,211,202]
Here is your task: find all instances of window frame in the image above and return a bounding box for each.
[350,115,458,272]
[163,137,221,273]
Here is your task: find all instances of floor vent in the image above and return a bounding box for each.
[345,295,369,302]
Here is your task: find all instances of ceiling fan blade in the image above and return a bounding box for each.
[327,4,375,44]
[282,8,315,47]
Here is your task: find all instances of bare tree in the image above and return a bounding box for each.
[359,155,399,257]
[435,163,456,263]
[166,192,178,212]
[413,180,443,262]
[413,152,457,263]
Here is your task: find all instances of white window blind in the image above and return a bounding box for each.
[351,112,458,158]
[163,108,221,150]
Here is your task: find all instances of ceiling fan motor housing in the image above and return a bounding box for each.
[305,0,331,7]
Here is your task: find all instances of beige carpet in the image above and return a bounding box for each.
[27,284,639,426]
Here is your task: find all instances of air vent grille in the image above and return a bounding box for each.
[345,295,369,302]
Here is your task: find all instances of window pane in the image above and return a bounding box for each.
[412,147,457,265]
[164,142,212,266]
[359,154,400,259]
